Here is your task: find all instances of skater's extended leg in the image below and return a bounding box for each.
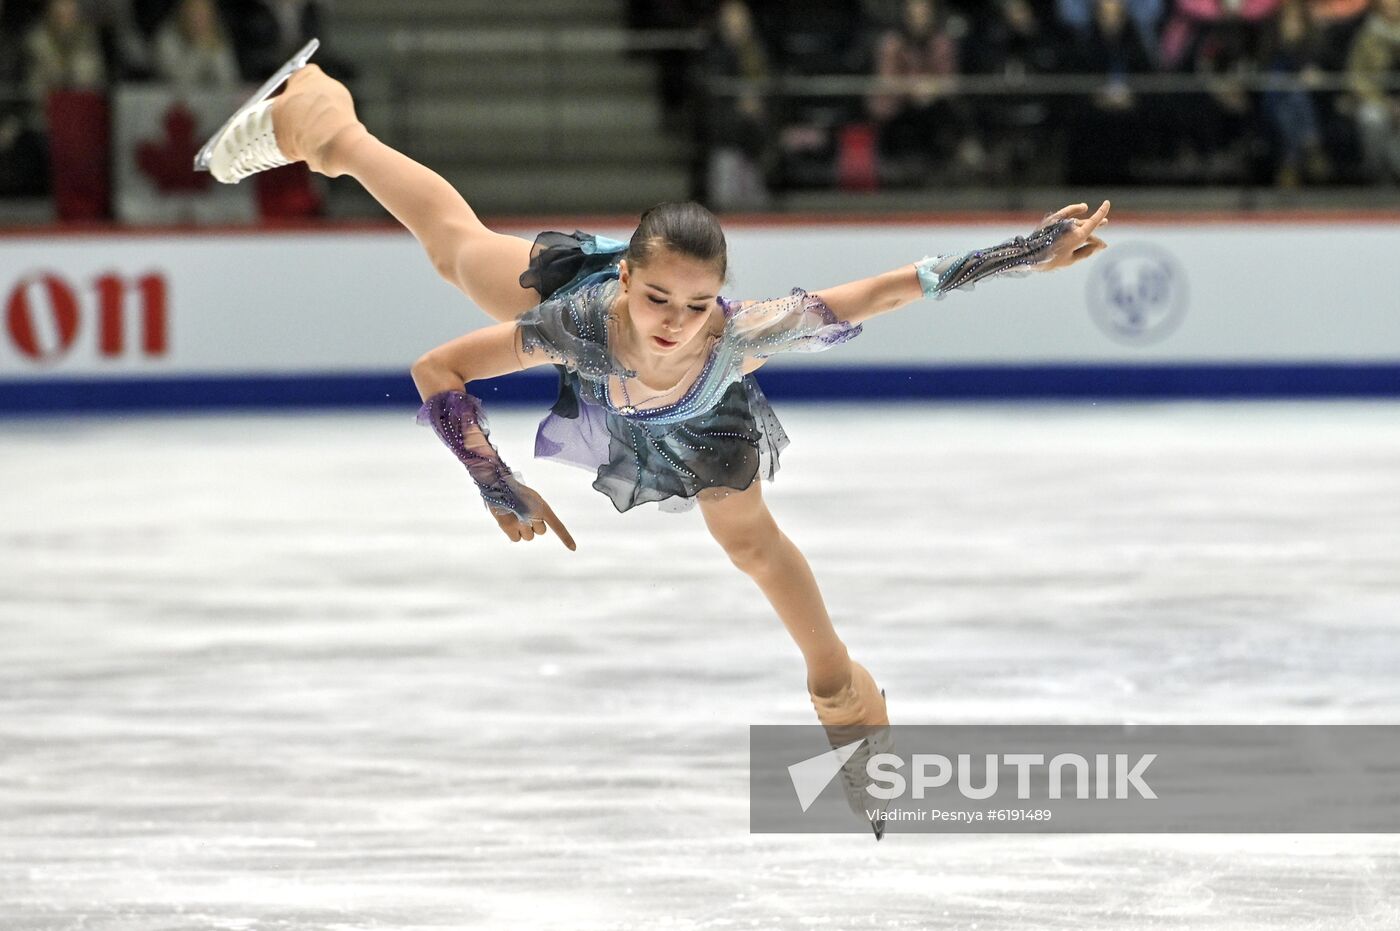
[697,482,856,700]
[271,65,540,322]
[697,453,891,841]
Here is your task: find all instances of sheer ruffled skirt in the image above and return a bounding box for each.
[534,371,790,513]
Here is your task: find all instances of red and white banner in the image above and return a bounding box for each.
[113,86,257,225]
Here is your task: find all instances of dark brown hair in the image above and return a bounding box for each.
[626,201,728,280]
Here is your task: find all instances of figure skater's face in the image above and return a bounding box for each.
[617,248,725,360]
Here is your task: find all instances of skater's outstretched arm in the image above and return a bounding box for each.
[800,201,1110,328]
[273,66,539,320]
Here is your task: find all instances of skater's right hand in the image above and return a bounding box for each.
[488,481,576,550]
[1032,200,1110,272]
[272,64,368,178]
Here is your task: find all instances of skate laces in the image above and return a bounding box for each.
[211,100,291,183]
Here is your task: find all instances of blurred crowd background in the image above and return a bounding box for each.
[1,0,1399,221]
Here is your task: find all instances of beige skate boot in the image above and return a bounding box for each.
[809,660,895,840]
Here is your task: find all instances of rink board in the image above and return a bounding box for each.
[1,219,1397,411]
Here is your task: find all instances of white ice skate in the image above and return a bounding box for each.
[194,38,320,183]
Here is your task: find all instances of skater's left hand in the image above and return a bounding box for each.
[489,479,576,551]
[1034,200,1111,272]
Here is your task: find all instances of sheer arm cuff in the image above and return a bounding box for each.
[916,218,1075,300]
[416,389,529,520]
[724,288,863,359]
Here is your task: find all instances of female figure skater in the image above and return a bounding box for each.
[203,56,1109,840]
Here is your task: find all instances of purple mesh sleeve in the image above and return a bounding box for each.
[416,389,530,521]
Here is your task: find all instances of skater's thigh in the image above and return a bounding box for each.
[698,481,778,556]
[449,228,541,322]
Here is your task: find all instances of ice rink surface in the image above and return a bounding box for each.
[3,400,1399,930]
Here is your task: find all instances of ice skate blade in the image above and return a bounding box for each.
[872,688,887,841]
[193,38,320,174]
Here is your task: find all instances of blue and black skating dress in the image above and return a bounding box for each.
[514,231,862,514]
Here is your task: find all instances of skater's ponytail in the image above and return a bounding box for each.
[628,201,728,280]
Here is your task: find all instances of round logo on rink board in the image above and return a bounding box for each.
[1086,242,1189,346]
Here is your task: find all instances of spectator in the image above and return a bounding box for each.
[0,0,21,80]
[223,0,352,82]
[152,0,239,89]
[626,0,712,119]
[1159,0,1282,71]
[23,0,107,106]
[1055,0,1165,54]
[699,0,773,208]
[1259,0,1331,186]
[0,0,52,196]
[1155,0,1277,182]
[867,0,976,182]
[24,0,111,218]
[87,0,150,79]
[974,0,1076,77]
[968,0,1076,181]
[1067,0,1155,183]
[1307,0,1369,14]
[1347,0,1400,184]
[1304,0,1370,69]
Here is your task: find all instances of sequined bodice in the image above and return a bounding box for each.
[600,298,729,421]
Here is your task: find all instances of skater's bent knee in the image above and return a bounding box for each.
[720,525,784,576]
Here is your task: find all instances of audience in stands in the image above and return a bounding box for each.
[223,0,351,82]
[23,0,107,106]
[626,0,712,119]
[1056,0,1166,55]
[1175,1,1274,182]
[1348,0,1400,182]
[0,1,24,84]
[152,0,239,90]
[1304,0,1372,67]
[967,0,1075,182]
[1159,0,1283,70]
[0,0,48,195]
[975,0,1077,78]
[1067,0,1157,182]
[699,0,774,208]
[88,0,150,79]
[1260,0,1333,185]
[866,0,977,182]
[3,0,1400,208]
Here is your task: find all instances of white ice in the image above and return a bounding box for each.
[3,400,1399,930]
